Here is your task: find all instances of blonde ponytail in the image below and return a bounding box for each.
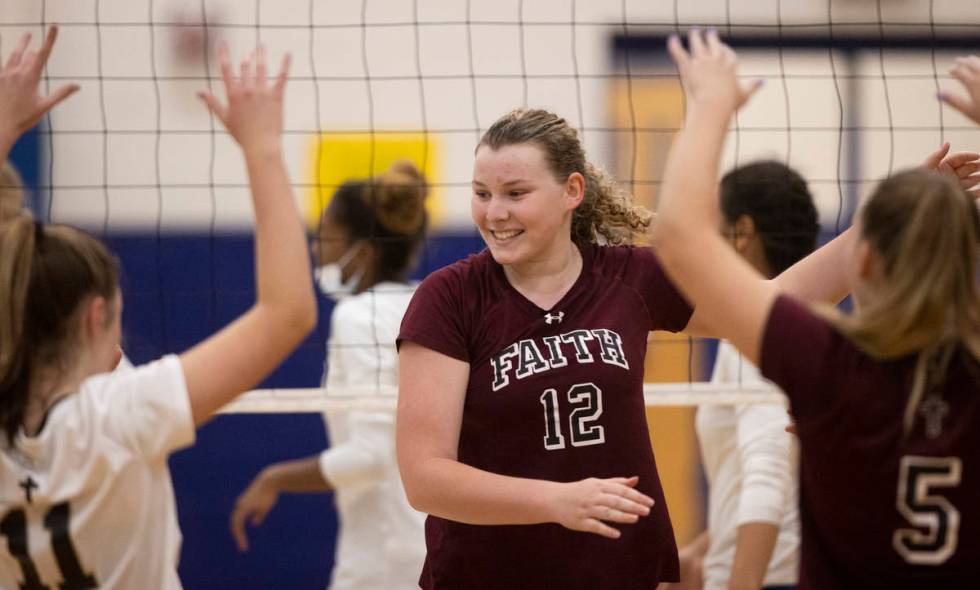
[818,169,980,434]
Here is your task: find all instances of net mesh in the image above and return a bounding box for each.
[4,0,980,412]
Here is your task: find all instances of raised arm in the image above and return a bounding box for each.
[0,26,79,163]
[653,29,777,364]
[396,342,654,539]
[180,44,316,425]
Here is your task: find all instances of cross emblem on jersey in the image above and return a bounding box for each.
[544,311,564,325]
[919,395,950,439]
[19,475,37,504]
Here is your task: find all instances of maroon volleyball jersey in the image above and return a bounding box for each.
[398,242,692,589]
[761,295,980,589]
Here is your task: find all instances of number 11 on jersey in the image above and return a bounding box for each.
[1,502,97,590]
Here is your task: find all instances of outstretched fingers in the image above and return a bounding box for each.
[255,44,267,88]
[922,141,952,170]
[4,32,31,69]
[229,507,251,552]
[687,27,706,57]
[35,82,80,116]
[197,90,228,125]
[274,53,291,95]
[240,53,254,88]
[943,63,980,122]
[34,25,59,72]
[217,42,234,93]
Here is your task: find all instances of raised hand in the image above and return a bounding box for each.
[550,476,654,539]
[920,141,980,197]
[667,28,762,115]
[0,26,79,153]
[229,474,281,552]
[940,56,980,124]
[198,43,291,156]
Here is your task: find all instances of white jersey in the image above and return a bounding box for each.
[0,356,194,589]
[319,282,426,590]
[696,341,800,589]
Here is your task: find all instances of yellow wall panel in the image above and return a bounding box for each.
[306,133,443,229]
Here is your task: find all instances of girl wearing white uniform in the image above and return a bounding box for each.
[230,162,428,590]
[668,161,816,590]
[0,33,316,589]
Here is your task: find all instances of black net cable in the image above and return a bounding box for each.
[877,0,895,181]
[777,0,792,166]
[311,0,330,379]
[517,0,528,108]
[570,0,586,141]
[42,0,54,222]
[6,19,980,29]
[28,72,973,82]
[150,0,170,353]
[929,0,946,145]
[95,0,110,235]
[465,0,482,142]
[360,0,383,394]
[827,0,847,235]
[200,0,219,336]
[620,0,637,197]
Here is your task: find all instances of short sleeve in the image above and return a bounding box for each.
[85,355,195,459]
[397,267,470,362]
[623,246,693,333]
[759,295,850,424]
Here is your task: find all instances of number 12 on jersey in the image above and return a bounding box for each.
[540,383,605,450]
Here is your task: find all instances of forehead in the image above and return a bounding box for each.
[473,143,551,183]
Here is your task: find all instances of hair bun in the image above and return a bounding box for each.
[365,160,428,236]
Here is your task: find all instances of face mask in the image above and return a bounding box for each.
[315,242,364,300]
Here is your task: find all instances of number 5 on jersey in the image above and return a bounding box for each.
[893,455,962,565]
[540,383,605,450]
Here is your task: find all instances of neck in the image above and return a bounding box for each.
[23,362,92,436]
[503,239,582,310]
[354,263,380,294]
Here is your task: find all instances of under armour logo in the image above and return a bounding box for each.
[544,311,564,325]
[919,395,950,439]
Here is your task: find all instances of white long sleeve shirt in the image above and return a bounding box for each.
[696,341,800,589]
[318,282,426,590]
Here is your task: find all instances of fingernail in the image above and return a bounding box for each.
[937,91,946,100]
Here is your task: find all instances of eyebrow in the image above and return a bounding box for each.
[472,179,529,187]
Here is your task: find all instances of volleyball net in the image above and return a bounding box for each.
[5,0,980,412]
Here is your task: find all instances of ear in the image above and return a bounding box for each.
[564,172,586,211]
[81,296,108,340]
[732,214,756,253]
[855,239,879,281]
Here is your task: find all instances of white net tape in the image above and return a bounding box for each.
[221,383,786,414]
